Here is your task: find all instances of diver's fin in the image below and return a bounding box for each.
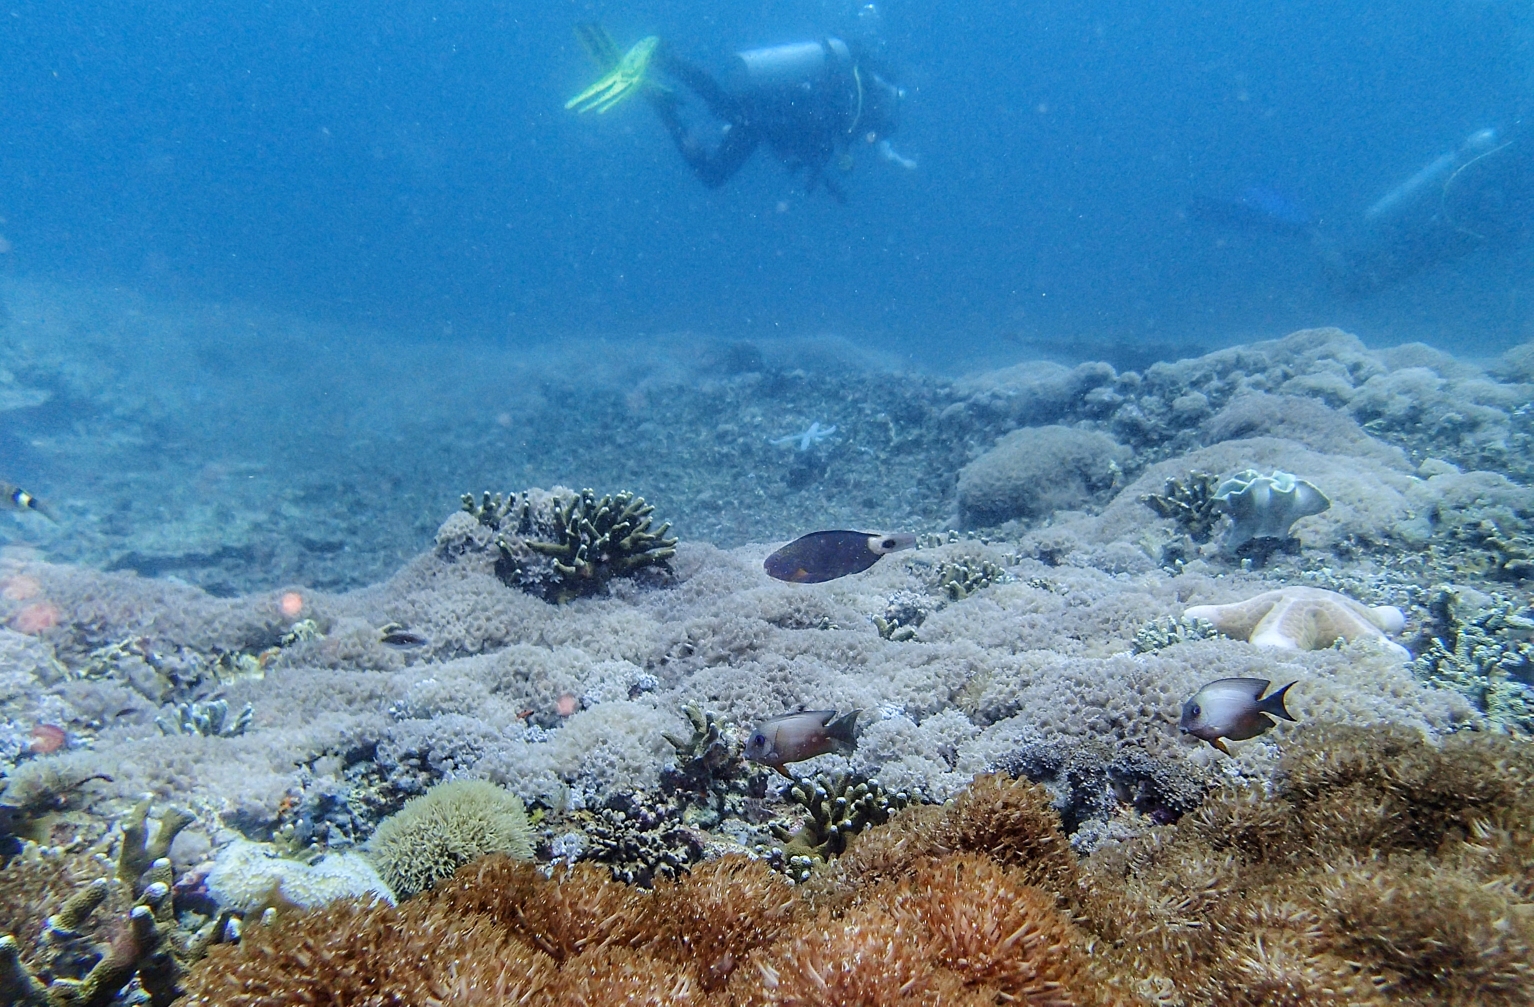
[574,22,621,71]
[565,35,659,114]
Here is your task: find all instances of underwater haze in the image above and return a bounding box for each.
[5,3,1534,1006]
[0,0,1530,359]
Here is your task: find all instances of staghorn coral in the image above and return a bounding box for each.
[365,780,532,899]
[773,773,910,864]
[1412,586,1534,732]
[1139,469,1223,543]
[463,487,678,603]
[1,800,228,1007]
[930,555,1010,601]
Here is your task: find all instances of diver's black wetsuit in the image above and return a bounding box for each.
[647,38,899,201]
[1329,121,1533,295]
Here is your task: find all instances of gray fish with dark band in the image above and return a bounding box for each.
[1,481,55,521]
[1179,677,1296,755]
[744,709,860,776]
[764,530,916,583]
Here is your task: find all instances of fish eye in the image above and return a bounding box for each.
[752,734,766,747]
[1189,704,1200,717]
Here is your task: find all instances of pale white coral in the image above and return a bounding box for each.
[207,839,394,912]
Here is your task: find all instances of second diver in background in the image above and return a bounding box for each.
[566,12,910,203]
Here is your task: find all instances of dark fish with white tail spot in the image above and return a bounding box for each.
[1180,677,1296,755]
[764,531,915,583]
[1,482,55,521]
[744,709,859,776]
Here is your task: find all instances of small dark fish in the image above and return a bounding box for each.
[1180,677,1296,755]
[379,629,430,650]
[1,482,55,521]
[744,709,859,776]
[764,531,916,584]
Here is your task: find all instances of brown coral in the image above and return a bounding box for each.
[838,773,1079,897]
[174,728,1534,1007]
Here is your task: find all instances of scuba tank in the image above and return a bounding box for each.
[732,38,853,91]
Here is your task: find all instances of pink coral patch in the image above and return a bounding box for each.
[279,591,304,619]
[28,723,67,755]
[12,601,60,634]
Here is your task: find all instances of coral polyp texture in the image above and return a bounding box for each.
[175,729,1534,1007]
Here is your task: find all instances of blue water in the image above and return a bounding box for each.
[0,0,1529,366]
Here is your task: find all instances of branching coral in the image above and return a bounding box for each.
[463,487,677,603]
[931,555,1010,601]
[773,773,910,863]
[1412,586,1534,732]
[1,800,228,1007]
[1139,470,1223,543]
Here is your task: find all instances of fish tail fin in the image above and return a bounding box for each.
[1260,681,1298,722]
[825,709,860,751]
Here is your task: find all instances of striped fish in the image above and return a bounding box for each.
[1,482,56,521]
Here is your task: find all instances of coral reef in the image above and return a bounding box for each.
[1138,469,1223,543]
[365,780,533,898]
[0,800,230,1007]
[1411,586,1534,732]
[1186,586,1409,658]
[1213,468,1331,556]
[462,487,677,603]
[168,726,1534,1007]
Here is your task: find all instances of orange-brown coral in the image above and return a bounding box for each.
[837,773,1079,897]
[177,727,1534,1007]
[1079,725,1534,1007]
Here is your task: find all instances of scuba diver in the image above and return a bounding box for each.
[565,13,910,202]
[1325,121,1533,295]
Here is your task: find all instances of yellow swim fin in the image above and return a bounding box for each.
[574,22,621,71]
[565,33,659,114]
